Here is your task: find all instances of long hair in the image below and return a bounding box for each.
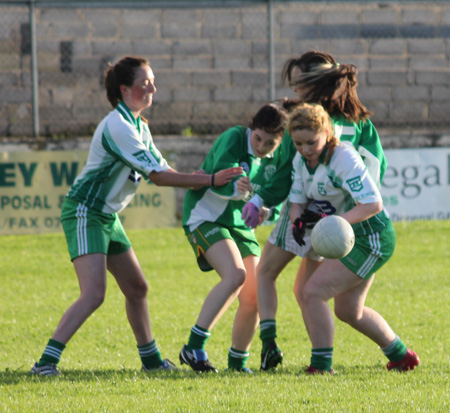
[281,51,371,122]
[288,102,339,165]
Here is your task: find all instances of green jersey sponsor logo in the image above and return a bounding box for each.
[346,176,363,192]
[318,182,327,196]
[134,150,153,166]
[264,165,276,181]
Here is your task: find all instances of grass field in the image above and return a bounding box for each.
[1,220,449,412]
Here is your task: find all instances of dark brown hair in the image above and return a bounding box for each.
[104,56,149,108]
[281,51,371,122]
[249,103,288,138]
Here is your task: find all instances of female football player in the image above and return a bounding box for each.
[286,102,419,374]
[180,103,288,373]
[242,51,417,373]
[31,56,242,376]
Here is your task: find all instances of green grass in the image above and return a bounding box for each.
[1,221,449,412]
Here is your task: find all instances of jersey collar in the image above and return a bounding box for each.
[301,145,329,171]
[116,100,142,133]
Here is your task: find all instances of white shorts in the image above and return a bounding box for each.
[267,200,323,262]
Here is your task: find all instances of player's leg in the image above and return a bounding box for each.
[180,238,246,372]
[107,247,175,371]
[334,277,419,371]
[31,253,108,376]
[197,238,247,328]
[227,254,259,372]
[293,257,322,338]
[257,242,294,370]
[257,241,295,320]
[302,259,363,373]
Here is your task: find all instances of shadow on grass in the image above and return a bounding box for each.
[2,362,426,385]
[0,368,201,385]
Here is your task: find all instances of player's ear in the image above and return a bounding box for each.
[120,84,129,98]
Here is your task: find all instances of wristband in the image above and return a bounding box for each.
[211,173,215,187]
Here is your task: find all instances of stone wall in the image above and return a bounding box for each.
[2,1,450,138]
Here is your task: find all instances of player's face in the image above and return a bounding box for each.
[291,128,328,166]
[122,65,156,115]
[250,128,283,158]
[289,66,310,99]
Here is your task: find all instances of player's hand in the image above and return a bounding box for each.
[242,201,260,229]
[258,206,270,225]
[236,176,252,195]
[212,167,244,187]
[301,210,327,229]
[292,217,306,246]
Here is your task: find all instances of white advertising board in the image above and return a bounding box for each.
[381,148,450,222]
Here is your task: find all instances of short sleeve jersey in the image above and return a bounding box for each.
[67,101,170,214]
[182,126,284,233]
[257,117,387,208]
[289,141,389,236]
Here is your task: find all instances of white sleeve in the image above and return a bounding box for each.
[289,152,308,204]
[104,116,170,177]
[335,143,382,204]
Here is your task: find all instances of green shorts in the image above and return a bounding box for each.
[184,222,261,272]
[61,197,132,261]
[340,220,396,279]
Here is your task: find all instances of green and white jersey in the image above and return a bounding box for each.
[256,117,386,208]
[68,101,170,214]
[182,126,283,233]
[289,141,389,236]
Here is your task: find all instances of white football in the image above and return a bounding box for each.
[311,215,355,259]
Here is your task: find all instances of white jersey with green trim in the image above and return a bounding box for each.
[67,101,170,214]
[289,141,389,235]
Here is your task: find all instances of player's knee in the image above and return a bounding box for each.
[126,279,149,301]
[257,262,279,282]
[294,285,306,308]
[227,268,246,291]
[334,305,359,324]
[82,290,106,311]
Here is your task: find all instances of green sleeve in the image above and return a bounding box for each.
[357,120,387,182]
[255,130,296,208]
[206,126,247,197]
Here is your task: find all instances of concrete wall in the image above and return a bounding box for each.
[2,1,450,138]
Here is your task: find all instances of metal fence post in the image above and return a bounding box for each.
[29,0,40,138]
[267,0,275,101]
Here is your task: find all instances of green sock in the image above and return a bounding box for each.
[228,347,249,370]
[187,324,211,350]
[138,340,163,369]
[382,336,407,362]
[310,347,333,372]
[37,338,66,367]
[260,319,277,353]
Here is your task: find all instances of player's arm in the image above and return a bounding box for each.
[254,132,297,207]
[340,201,382,224]
[357,120,388,183]
[242,135,296,228]
[148,167,243,189]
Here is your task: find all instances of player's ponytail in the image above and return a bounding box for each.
[282,51,371,123]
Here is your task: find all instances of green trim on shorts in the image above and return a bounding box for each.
[61,197,131,261]
[340,220,396,279]
[184,222,260,271]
